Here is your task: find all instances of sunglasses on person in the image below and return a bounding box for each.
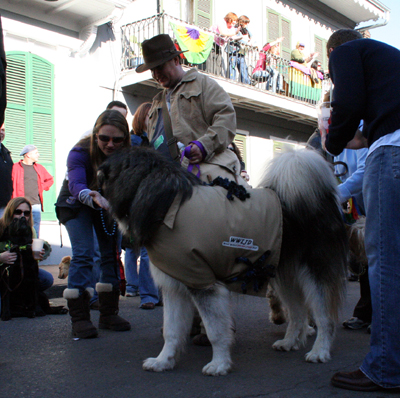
[14,209,31,217]
[97,135,124,144]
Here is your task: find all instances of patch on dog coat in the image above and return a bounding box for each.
[146,185,282,293]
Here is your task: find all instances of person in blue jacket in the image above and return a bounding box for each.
[56,110,132,338]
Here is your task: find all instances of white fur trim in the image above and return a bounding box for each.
[63,288,79,299]
[63,287,94,299]
[95,282,113,293]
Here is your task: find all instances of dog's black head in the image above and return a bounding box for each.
[4,217,33,247]
[98,146,200,246]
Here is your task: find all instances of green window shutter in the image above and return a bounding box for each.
[314,35,327,70]
[267,9,280,42]
[4,53,28,157]
[280,18,291,61]
[234,133,247,167]
[195,0,213,29]
[266,9,291,61]
[4,52,56,221]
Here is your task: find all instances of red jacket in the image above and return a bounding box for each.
[12,160,54,211]
[252,44,272,74]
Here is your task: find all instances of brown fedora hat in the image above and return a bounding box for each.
[136,34,186,73]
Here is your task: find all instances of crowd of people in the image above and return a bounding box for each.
[1,27,400,392]
[172,12,324,94]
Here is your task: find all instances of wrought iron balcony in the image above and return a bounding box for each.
[120,13,331,109]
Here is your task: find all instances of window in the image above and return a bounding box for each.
[266,9,291,61]
[234,131,247,167]
[194,0,213,29]
[315,35,328,71]
[4,52,56,221]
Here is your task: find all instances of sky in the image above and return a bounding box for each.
[364,0,400,49]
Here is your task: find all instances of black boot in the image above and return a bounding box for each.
[97,283,131,331]
[64,288,98,339]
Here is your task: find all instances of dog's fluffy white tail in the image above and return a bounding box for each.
[260,148,339,215]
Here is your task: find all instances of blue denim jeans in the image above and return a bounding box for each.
[360,145,400,388]
[65,206,120,294]
[38,268,53,291]
[125,247,159,304]
[32,204,41,238]
[228,54,250,84]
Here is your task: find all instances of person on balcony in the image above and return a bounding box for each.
[252,37,284,93]
[226,15,253,85]
[208,12,241,77]
[290,42,318,66]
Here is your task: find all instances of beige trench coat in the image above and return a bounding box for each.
[146,185,283,294]
[147,68,244,183]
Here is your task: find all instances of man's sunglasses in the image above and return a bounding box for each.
[14,209,31,216]
[97,135,124,144]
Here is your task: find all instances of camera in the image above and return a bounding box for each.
[240,27,248,35]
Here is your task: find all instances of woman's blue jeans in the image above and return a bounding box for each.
[125,246,159,304]
[252,69,279,92]
[65,206,120,294]
[360,145,400,388]
[228,54,250,84]
[32,204,41,238]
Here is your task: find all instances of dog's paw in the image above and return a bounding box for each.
[142,357,175,372]
[202,360,232,376]
[305,349,331,363]
[272,339,298,351]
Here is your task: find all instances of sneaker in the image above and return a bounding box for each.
[343,317,370,330]
[126,291,139,297]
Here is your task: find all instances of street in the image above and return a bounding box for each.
[0,266,387,398]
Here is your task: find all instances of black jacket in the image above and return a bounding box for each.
[326,39,400,156]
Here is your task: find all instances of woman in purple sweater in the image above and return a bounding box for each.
[56,110,131,338]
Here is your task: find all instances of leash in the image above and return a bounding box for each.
[225,250,275,294]
[181,145,201,178]
[208,176,250,201]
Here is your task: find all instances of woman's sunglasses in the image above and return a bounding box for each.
[97,135,124,144]
[14,209,31,217]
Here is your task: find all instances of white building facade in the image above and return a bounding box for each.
[0,0,389,262]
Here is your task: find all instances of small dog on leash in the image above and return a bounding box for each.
[58,256,71,279]
[99,147,348,376]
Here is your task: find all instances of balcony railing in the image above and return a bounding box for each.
[121,13,331,106]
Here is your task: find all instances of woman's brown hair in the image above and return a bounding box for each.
[0,197,33,237]
[132,102,152,136]
[224,12,238,24]
[76,110,130,190]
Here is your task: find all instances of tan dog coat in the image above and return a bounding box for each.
[146,185,283,293]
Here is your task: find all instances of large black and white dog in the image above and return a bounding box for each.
[99,147,348,376]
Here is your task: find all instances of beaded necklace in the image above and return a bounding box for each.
[98,188,117,236]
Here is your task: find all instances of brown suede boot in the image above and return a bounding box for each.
[97,283,131,331]
[64,288,98,339]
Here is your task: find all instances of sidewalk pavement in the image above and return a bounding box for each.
[0,271,388,398]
